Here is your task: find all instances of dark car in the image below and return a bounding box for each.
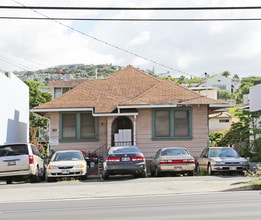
[196,147,249,175]
[150,147,195,177]
[102,146,146,180]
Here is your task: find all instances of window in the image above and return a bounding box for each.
[155,110,170,137]
[152,108,192,139]
[54,87,72,99]
[60,112,97,141]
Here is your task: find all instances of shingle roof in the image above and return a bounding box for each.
[33,65,224,113]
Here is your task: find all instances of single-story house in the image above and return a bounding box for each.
[32,65,225,159]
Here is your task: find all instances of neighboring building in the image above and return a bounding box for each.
[200,75,232,94]
[0,72,29,144]
[48,79,85,99]
[250,83,261,130]
[209,112,232,133]
[190,86,218,100]
[32,66,225,159]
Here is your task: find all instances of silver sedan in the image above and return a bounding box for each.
[196,147,249,175]
[150,147,195,177]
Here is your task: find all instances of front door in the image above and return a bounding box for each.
[111,116,133,146]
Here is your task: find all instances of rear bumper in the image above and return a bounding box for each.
[158,164,195,172]
[105,163,146,175]
[0,169,31,179]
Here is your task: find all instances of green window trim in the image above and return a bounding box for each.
[59,112,99,142]
[152,108,193,140]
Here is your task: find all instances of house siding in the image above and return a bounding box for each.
[47,105,209,159]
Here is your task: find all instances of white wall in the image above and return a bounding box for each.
[0,72,29,144]
[250,84,261,112]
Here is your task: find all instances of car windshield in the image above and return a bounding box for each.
[209,148,239,158]
[0,144,28,156]
[52,151,83,161]
[109,146,140,154]
[161,148,189,156]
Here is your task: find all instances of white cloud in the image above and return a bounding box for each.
[127,31,150,46]
[0,0,261,78]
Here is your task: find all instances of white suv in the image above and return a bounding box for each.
[0,143,45,184]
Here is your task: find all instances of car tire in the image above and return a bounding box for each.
[187,171,194,176]
[155,167,162,177]
[150,166,155,177]
[79,174,88,181]
[47,177,56,182]
[207,164,213,175]
[195,163,200,174]
[6,178,12,184]
[30,167,40,183]
[102,170,109,180]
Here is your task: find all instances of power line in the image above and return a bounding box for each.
[1,6,261,10]
[1,17,261,21]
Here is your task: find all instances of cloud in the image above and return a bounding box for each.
[0,0,261,78]
[127,31,150,46]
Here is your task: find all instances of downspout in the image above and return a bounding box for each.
[133,115,137,146]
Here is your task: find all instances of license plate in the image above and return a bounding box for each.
[121,157,130,161]
[7,160,16,166]
[174,167,182,171]
[229,166,237,170]
[61,170,70,174]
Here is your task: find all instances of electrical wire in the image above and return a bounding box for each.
[1,6,261,10]
[1,17,261,21]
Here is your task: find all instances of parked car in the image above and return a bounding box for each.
[102,146,146,180]
[150,147,195,177]
[196,147,249,175]
[46,150,87,182]
[0,143,45,184]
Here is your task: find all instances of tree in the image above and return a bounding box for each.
[24,80,51,147]
[222,71,231,78]
[209,108,261,161]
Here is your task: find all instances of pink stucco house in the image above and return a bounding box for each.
[32,66,225,159]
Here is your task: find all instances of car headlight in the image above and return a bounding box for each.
[212,160,223,165]
[240,160,248,165]
[48,165,58,170]
[74,163,86,169]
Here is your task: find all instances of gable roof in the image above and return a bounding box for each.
[33,65,225,114]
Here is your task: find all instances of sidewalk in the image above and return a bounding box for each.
[0,176,255,203]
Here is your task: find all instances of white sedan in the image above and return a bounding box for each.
[46,150,87,182]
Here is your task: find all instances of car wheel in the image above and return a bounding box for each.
[155,167,162,177]
[150,166,155,177]
[195,163,200,174]
[30,167,40,183]
[207,164,213,175]
[80,174,88,181]
[187,171,194,176]
[6,178,12,184]
[47,177,56,182]
[102,170,109,180]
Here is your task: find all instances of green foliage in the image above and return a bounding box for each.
[209,109,261,161]
[24,80,51,129]
[218,90,231,101]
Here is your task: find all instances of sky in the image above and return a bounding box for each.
[1,0,261,78]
